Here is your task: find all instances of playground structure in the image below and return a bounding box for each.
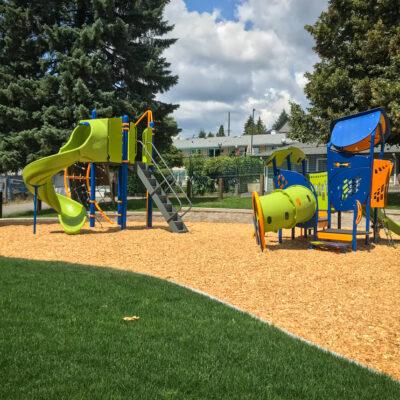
[22,110,192,234]
[253,108,400,252]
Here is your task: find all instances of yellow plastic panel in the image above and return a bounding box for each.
[108,117,123,163]
[142,127,153,165]
[128,123,137,163]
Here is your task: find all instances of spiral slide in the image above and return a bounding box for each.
[23,119,109,234]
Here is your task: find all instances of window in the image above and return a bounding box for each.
[252,147,260,155]
[191,149,201,155]
[293,159,309,174]
[316,157,327,172]
[208,148,221,157]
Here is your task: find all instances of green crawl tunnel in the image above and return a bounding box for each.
[252,185,316,250]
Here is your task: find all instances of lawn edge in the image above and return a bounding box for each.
[1,255,399,384]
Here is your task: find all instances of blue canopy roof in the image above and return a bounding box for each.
[330,108,389,149]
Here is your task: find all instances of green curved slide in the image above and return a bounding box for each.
[377,209,400,236]
[23,119,109,234]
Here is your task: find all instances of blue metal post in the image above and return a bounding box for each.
[121,115,129,229]
[272,158,278,178]
[352,207,357,252]
[89,163,96,227]
[89,109,97,228]
[327,143,332,229]
[146,125,155,229]
[33,185,38,234]
[286,155,292,171]
[365,132,376,245]
[117,167,122,226]
[302,159,307,176]
[146,192,153,228]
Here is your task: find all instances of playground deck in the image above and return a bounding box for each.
[0,222,399,380]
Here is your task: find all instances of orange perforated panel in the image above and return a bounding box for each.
[370,159,393,208]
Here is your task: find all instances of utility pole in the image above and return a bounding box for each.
[228,112,231,137]
[250,108,255,156]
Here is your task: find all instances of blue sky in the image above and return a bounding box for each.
[185,0,239,20]
[160,0,328,137]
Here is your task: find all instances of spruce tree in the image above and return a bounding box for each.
[243,115,255,136]
[0,0,178,172]
[216,124,225,137]
[289,0,400,144]
[256,117,267,135]
[198,130,207,139]
[272,110,288,132]
[207,132,214,138]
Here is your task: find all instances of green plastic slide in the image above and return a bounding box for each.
[377,209,400,236]
[23,119,110,234]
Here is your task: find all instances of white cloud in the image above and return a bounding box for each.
[159,0,328,136]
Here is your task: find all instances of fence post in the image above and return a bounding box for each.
[218,178,224,199]
[259,174,265,195]
[0,191,2,218]
[186,178,192,199]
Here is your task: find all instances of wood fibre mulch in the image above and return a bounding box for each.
[0,221,399,380]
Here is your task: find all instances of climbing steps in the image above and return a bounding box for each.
[317,228,369,242]
[136,162,189,233]
[310,241,350,252]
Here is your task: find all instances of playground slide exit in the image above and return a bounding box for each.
[23,120,109,234]
[377,209,400,236]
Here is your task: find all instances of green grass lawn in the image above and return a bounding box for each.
[6,191,400,218]
[6,195,253,218]
[0,258,399,399]
[387,192,400,209]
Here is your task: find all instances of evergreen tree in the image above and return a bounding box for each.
[256,117,267,135]
[198,130,207,139]
[289,0,400,144]
[272,110,289,132]
[0,0,178,172]
[162,145,184,167]
[216,124,225,137]
[207,132,214,138]
[243,115,255,136]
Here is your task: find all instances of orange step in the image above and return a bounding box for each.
[318,229,369,242]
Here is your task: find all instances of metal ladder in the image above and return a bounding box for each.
[136,141,192,233]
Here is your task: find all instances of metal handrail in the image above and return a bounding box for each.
[138,141,192,218]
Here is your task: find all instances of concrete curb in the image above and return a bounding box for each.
[1,207,399,226]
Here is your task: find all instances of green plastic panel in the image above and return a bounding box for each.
[308,171,328,211]
[108,117,123,163]
[128,123,137,163]
[142,127,153,165]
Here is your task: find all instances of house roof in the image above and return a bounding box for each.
[173,134,293,150]
[278,121,291,135]
[260,142,400,157]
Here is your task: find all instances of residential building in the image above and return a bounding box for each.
[173,125,400,188]
[173,133,293,158]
